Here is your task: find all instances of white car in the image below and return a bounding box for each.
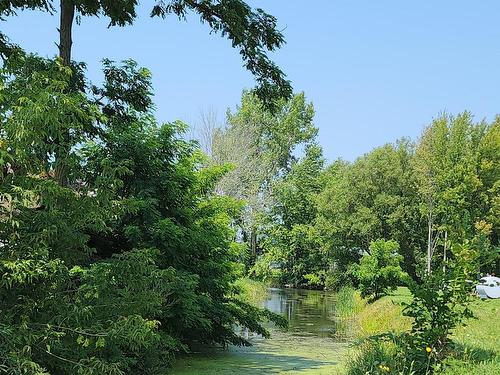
[475,276,500,299]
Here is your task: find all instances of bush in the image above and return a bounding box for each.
[354,240,408,300]
[303,270,326,288]
[249,253,285,287]
[348,242,479,375]
[325,268,355,291]
[396,243,478,373]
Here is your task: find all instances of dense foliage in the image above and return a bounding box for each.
[353,239,408,300]
[211,92,319,272]
[215,108,498,291]
[0,54,284,375]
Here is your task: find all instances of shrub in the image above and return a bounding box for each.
[304,270,326,288]
[354,240,408,300]
[249,253,285,287]
[346,340,418,375]
[396,242,478,373]
[348,241,479,375]
[325,268,355,291]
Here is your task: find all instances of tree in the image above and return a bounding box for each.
[414,112,498,274]
[252,144,325,287]
[0,54,285,375]
[354,240,407,300]
[316,140,424,284]
[1,0,291,104]
[212,92,317,261]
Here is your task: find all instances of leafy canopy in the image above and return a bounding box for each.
[0,53,285,375]
[1,0,292,105]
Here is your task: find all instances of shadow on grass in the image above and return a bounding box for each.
[450,342,498,364]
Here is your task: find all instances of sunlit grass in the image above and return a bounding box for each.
[334,286,365,318]
[344,287,500,374]
[355,287,412,336]
[442,298,500,374]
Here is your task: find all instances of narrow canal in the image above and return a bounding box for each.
[170,288,351,374]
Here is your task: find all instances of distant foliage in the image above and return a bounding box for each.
[212,92,319,275]
[252,143,326,287]
[317,114,499,289]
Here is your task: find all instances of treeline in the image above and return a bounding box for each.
[211,97,499,290]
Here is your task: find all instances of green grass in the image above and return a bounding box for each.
[335,286,364,318]
[442,298,500,374]
[345,287,500,374]
[355,287,412,336]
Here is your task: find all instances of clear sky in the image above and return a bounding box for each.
[3,1,500,161]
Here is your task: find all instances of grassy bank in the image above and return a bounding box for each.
[355,287,412,336]
[234,277,270,305]
[344,287,500,374]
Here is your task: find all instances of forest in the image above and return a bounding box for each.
[1,1,499,375]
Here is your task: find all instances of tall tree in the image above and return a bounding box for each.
[317,140,424,282]
[257,143,325,287]
[212,92,317,259]
[414,112,497,273]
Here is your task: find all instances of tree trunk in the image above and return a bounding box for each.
[427,211,433,274]
[59,0,75,65]
[442,230,448,273]
[250,229,257,257]
[54,0,75,186]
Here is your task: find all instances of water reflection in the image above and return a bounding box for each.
[263,288,345,338]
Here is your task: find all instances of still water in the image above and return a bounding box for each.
[262,287,341,338]
[171,287,350,374]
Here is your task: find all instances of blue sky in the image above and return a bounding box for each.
[3,1,500,161]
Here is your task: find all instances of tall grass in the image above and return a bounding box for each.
[234,278,269,306]
[345,341,419,375]
[335,286,364,318]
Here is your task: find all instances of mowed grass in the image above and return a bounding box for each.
[442,297,500,374]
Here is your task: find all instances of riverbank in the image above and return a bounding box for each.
[169,284,499,374]
[169,283,351,374]
[343,287,500,374]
